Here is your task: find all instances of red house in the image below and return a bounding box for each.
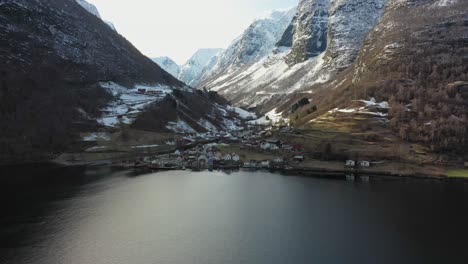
[137,88,147,94]
[292,144,303,152]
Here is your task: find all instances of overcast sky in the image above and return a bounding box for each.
[87,0,299,64]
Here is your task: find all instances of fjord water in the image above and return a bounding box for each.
[1,166,468,264]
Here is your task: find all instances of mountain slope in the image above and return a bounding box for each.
[0,0,240,164]
[347,0,468,152]
[197,8,297,92]
[280,0,468,153]
[198,0,387,110]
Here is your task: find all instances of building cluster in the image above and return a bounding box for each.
[121,143,243,170]
[345,160,371,168]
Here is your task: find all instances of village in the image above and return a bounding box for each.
[115,125,373,174]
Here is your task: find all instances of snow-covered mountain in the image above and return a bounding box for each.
[75,0,117,31]
[178,48,224,87]
[197,7,297,90]
[152,57,181,78]
[153,49,223,87]
[197,0,387,109]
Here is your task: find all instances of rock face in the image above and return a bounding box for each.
[325,0,387,70]
[197,0,388,109]
[278,0,330,65]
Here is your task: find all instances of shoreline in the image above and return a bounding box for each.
[1,158,466,181]
[49,158,467,181]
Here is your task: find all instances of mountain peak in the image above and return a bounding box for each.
[178,48,224,86]
[184,48,224,67]
[75,0,101,18]
[152,57,181,78]
[75,0,117,31]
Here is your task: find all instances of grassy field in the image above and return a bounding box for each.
[446,169,468,178]
[284,110,439,165]
[55,129,179,165]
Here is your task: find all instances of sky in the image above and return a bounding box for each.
[87,0,299,65]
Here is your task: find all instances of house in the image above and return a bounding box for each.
[293,156,304,162]
[271,158,285,169]
[359,161,371,167]
[174,150,182,156]
[292,144,303,152]
[187,150,197,155]
[232,154,240,162]
[165,140,176,146]
[147,90,164,96]
[270,144,280,150]
[260,141,280,150]
[282,144,293,151]
[345,160,356,167]
[266,139,281,145]
[137,88,146,94]
[274,157,284,163]
[260,142,269,150]
[224,154,232,161]
[260,160,270,168]
[243,161,255,168]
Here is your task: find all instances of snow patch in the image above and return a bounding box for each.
[227,106,257,119]
[82,132,111,142]
[98,82,172,127]
[248,108,289,125]
[434,0,458,7]
[166,119,197,134]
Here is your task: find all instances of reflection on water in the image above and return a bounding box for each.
[1,165,468,264]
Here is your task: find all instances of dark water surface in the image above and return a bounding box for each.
[1,165,468,264]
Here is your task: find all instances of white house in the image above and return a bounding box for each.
[345,160,356,167]
[293,156,304,162]
[261,160,270,168]
[274,157,284,163]
[232,154,240,162]
[224,154,232,161]
[282,144,293,151]
[261,142,280,150]
[359,161,370,167]
[174,150,182,156]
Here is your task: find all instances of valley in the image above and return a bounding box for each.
[1,0,467,178]
[2,1,468,263]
